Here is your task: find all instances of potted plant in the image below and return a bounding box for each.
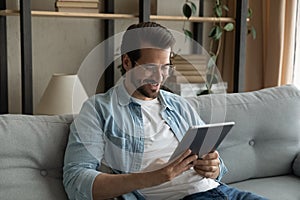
[181,0,255,94]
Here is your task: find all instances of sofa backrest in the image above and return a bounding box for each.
[1,85,300,199]
[0,114,73,200]
[187,85,300,183]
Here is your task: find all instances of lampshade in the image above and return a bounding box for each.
[36,73,88,115]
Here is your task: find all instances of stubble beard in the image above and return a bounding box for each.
[137,84,159,99]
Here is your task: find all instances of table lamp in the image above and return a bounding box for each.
[36,73,88,115]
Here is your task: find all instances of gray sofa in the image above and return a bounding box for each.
[0,85,300,200]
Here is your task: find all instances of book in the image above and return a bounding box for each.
[168,122,235,162]
[171,54,208,73]
[171,54,208,64]
[174,64,207,71]
[57,7,99,13]
[173,70,206,76]
[56,1,99,8]
[167,75,206,83]
[57,0,99,2]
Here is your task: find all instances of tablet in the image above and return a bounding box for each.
[168,121,235,162]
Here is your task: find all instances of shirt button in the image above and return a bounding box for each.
[249,140,255,146]
[40,169,48,177]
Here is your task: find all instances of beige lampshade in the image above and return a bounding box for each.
[36,73,88,115]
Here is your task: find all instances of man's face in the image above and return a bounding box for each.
[124,48,172,100]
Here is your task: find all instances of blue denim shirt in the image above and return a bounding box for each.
[63,81,228,200]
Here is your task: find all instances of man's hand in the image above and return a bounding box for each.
[148,149,198,186]
[92,149,198,200]
[193,151,220,179]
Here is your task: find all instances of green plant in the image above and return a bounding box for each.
[247,7,256,39]
[181,0,255,95]
[182,0,197,40]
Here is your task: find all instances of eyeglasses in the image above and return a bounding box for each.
[135,61,176,76]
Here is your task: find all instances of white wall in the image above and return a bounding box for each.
[6,1,104,113]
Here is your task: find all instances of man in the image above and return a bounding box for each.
[63,22,267,200]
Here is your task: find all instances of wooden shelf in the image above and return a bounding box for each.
[151,15,235,23]
[0,9,236,23]
[0,9,138,19]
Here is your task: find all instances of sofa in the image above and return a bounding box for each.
[0,84,299,200]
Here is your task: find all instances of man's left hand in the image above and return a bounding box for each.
[193,151,220,179]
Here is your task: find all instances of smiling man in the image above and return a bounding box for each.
[124,48,172,100]
[63,22,268,200]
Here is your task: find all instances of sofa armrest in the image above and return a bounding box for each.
[293,153,300,177]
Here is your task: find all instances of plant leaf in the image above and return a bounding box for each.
[208,55,217,68]
[248,8,253,18]
[184,29,193,40]
[251,26,257,39]
[208,26,217,38]
[223,5,229,12]
[214,26,223,40]
[213,74,219,84]
[182,3,192,19]
[206,74,219,85]
[223,23,234,31]
[189,1,197,15]
[214,5,222,17]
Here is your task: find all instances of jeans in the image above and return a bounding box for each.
[182,184,269,200]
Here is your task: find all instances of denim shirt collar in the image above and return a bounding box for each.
[117,80,133,106]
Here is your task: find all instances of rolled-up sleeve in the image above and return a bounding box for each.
[216,157,228,181]
[63,99,104,200]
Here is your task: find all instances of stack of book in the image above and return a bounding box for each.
[56,0,100,13]
[165,54,227,96]
[169,54,208,83]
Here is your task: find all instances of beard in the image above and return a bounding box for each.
[136,84,160,99]
[128,70,166,99]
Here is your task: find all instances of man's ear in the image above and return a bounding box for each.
[122,54,132,72]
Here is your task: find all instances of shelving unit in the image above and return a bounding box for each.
[0,10,237,22]
[0,0,248,114]
[0,0,8,114]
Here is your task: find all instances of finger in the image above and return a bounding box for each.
[201,151,219,160]
[170,149,192,166]
[194,165,219,173]
[184,154,198,166]
[178,149,193,162]
[176,149,197,163]
[193,158,220,166]
[165,152,197,178]
[194,169,219,179]
[175,153,198,173]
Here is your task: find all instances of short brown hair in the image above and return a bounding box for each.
[120,22,175,75]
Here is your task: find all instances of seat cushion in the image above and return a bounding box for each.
[0,114,73,200]
[229,175,300,200]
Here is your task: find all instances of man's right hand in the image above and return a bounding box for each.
[147,149,198,186]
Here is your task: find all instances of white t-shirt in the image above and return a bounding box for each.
[133,98,219,200]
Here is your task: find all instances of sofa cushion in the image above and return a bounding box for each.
[229,175,300,200]
[187,85,300,183]
[0,114,73,200]
[294,153,300,176]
